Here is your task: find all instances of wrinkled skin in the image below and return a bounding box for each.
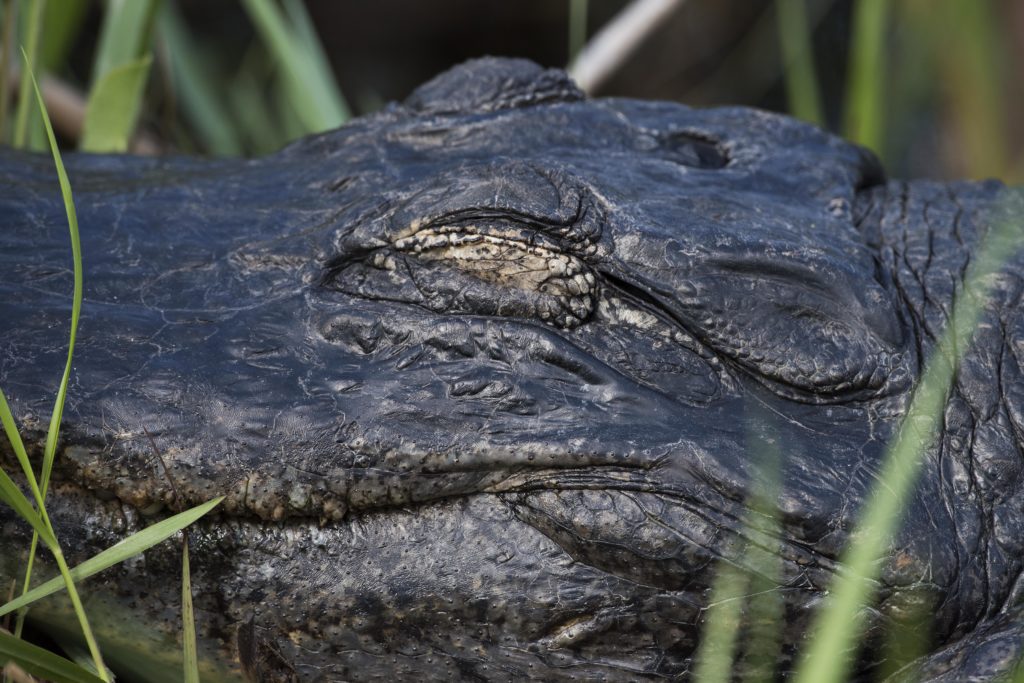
[1,58,1023,681]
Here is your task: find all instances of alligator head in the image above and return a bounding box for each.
[1,58,1022,681]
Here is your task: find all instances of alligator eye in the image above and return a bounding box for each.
[328,222,600,329]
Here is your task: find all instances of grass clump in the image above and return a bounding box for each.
[0,55,220,682]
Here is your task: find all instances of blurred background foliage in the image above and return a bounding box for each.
[0,0,1021,183]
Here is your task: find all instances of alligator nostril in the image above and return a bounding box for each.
[643,131,729,169]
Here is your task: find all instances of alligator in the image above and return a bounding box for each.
[0,57,1022,682]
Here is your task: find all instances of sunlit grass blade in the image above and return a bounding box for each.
[794,192,1024,683]
[733,439,783,681]
[155,1,242,156]
[90,0,158,84]
[5,55,112,682]
[80,55,152,152]
[692,562,746,683]
[775,0,824,126]
[0,630,104,683]
[12,0,43,148]
[13,31,85,639]
[182,539,199,683]
[0,497,224,616]
[693,433,784,683]
[842,0,888,156]
[281,0,350,121]
[240,0,347,132]
[568,0,588,64]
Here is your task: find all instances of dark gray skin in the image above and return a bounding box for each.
[1,58,1023,681]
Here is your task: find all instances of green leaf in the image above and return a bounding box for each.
[23,54,112,682]
[240,0,348,132]
[0,497,224,617]
[156,1,242,156]
[0,630,105,683]
[12,0,43,148]
[81,55,152,152]
[39,0,90,70]
[0,464,55,548]
[90,0,158,84]
[182,539,199,683]
[842,0,889,155]
[776,0,824,126]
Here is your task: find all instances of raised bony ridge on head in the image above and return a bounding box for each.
[403,56,585,116]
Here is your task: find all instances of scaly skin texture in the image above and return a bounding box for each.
[0,58,1022,681]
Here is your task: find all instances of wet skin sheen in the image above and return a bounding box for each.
[1,58,1023,681]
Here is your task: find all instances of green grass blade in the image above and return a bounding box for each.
[842,0,888,155]
[181,539,199,683]
[22,53,111,683]
[0,630,105,683]
[90,0,158,84]
[240,0,347,132]
[80,55,152,152]
[12,0,43,148]
[794,194,1024,683]
[692,562,747,683]
[775,0,824,126]
[568,0,588,64]
[0,497,224,617]
[155,1,242,156]
[0,0,17,141]
[938,0,1008,179]
[0,467,56,548]
[281,0,350,121]
[228,44,286,154]
[39,0,89,70]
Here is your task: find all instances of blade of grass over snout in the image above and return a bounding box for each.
[240,0,348,133]
[775,0,824,126]
[794,195,1024,683]
[692,564,747,683]
[694,435,784,682]
[156,0,242,156]
[80,56,153,152]
[182,539,199,683]
[11,0,43,148]
[0,630,104,683]
[0,497,224,617]
[842,0,888,156]
[0,54,112,683]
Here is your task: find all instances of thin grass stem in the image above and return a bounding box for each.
[775,0,824,126]
[842,0,887,155]
[12,0,43,148]
[794,194,1023,683]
